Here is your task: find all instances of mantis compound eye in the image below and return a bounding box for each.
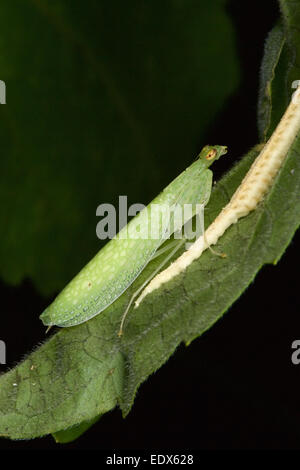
[205,149,217,160]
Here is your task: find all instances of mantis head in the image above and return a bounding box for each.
[199,145,228,167]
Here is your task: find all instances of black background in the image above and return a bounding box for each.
[1,0,300,451]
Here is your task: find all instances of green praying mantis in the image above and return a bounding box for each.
[40,145,227,335]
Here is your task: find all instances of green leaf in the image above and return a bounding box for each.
[257,23,286,141]
[53,414,102,444]
[258,0,300,142]
[279,0,300,87]
[0,0,239,295]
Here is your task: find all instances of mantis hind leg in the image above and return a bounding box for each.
[205,232,227,258]
[201,209,227,258]
[184,204,226,257]
[118,238,185,337]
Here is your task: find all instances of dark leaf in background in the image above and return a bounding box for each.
[0,0,239,295]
